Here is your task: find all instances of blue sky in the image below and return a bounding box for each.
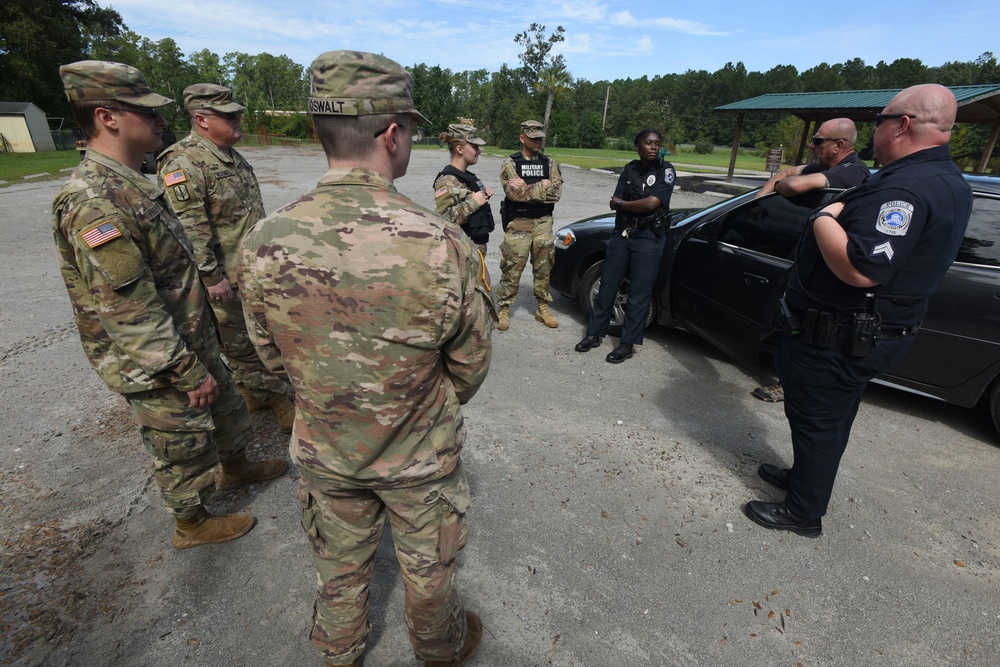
[105,0,999,82]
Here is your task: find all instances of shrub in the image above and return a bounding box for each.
[694,137,714,154]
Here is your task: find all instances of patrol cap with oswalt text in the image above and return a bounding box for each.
[183,83,245,113]
[59,60,173,107]
[445,123,486,146]
[520,120,545,139]
[307,50,430,126]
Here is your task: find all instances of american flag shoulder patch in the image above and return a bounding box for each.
[81,221,122,248]
[435,186,449,198]
[163,169,187,186]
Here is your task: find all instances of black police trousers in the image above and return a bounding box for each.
[774,331,914,519]
[586,228,665,345]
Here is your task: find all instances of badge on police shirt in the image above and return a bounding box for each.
[876,200,913,236]
[646,174,656,187]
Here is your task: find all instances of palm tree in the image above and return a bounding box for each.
[535,64,573,135]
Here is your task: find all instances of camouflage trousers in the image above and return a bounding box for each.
[496,216,554,307]
[125,358,252,520]
[212,293,290,402]
[298,463,472,665]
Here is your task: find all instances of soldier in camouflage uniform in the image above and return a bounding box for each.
[433,123,495,256]
[239,51,494,667]
[496,119,563,331]
[157,84,294,433]
[52,61,287,550]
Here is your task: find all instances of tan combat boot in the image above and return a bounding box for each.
[424,611,482,667]
[171,507,256,549]
[217,453,289,490]
[238,386,267,412]
[266,394,295,433]
[497,306,510,332]
[534,299,558,328]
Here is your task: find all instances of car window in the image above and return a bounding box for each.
[955,194,1000,267]
[717,194,816,260]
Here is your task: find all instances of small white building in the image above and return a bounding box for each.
[0,102,57,153]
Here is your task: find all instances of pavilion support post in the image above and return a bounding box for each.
[726,113,744,183]
[976,117,1000,173]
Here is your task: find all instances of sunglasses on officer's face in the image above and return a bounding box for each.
[874,113,916,127]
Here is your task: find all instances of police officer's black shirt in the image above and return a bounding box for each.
[788,145,972,326]
[800,151,870,189]
[613,158,676,231]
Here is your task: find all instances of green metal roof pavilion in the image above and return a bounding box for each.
[714,84,1000,180]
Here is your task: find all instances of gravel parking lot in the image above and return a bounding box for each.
[2,145,999,666]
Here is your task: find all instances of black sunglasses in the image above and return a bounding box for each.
[199,110,241,121]
[875,113,916,127]
[101,106,160,117]
[373,122,408,138]
[811,136,846,145]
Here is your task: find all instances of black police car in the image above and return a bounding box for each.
[551,175,1000,436]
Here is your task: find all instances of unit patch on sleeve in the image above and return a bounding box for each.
[875,200,913,236]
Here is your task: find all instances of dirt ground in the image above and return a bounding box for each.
[1,146,999,667]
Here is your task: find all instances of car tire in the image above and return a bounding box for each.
[577,260,655,337]
[988,378,1000,439]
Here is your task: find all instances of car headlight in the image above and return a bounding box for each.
[555,227,576,249]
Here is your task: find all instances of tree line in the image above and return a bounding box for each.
[2,2,998,165]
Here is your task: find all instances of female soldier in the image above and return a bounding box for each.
[575,128,676,363]
[433,123,495,255]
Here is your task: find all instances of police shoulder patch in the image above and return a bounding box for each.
[163,169,187,186]
[664,168,676,185]
[875,200,913,236]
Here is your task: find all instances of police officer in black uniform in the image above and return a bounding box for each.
[575,128,675,363]
[745,84,973,538]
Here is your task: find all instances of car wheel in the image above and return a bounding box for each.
[577,260,655,337]
[989,378,1000,439]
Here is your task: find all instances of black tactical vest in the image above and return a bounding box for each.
[503,152,555,218]
[435,165,495,244]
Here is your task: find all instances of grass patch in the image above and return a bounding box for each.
[416,143,790,173]
[0,150,80,184]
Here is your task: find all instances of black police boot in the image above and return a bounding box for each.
[757,463,791,490]
[744,501,822,538]
[606,343,634,363]
[575,335,602,352]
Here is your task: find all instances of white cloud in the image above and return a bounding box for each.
[611,11,640,27]
[558,0,608,22]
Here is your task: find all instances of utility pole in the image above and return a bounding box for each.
[601,85,610,132]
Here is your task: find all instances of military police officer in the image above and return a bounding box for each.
[158,84,294,433]
[52,61,286,550]
[745,84,973,538]
[496,119,563,331]
[434,123,495,256]
[239,51,494,667]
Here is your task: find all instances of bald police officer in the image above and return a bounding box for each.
[52,61,286,549]
[496,119,563,331]
[158,84,294,433]
[239,51,494,667]
[745,84,972,537]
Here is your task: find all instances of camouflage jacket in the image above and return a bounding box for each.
[157,132,265,286]
[433,171,482,226]
[499,153,563,205]
[52,149,218,394]
[239,167,495,487]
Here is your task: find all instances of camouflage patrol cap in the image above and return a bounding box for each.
[445,123,485,145]
[59,60,172,107]
[183,83,245,113]
[307,50,430,125]
[520,120,545,138]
